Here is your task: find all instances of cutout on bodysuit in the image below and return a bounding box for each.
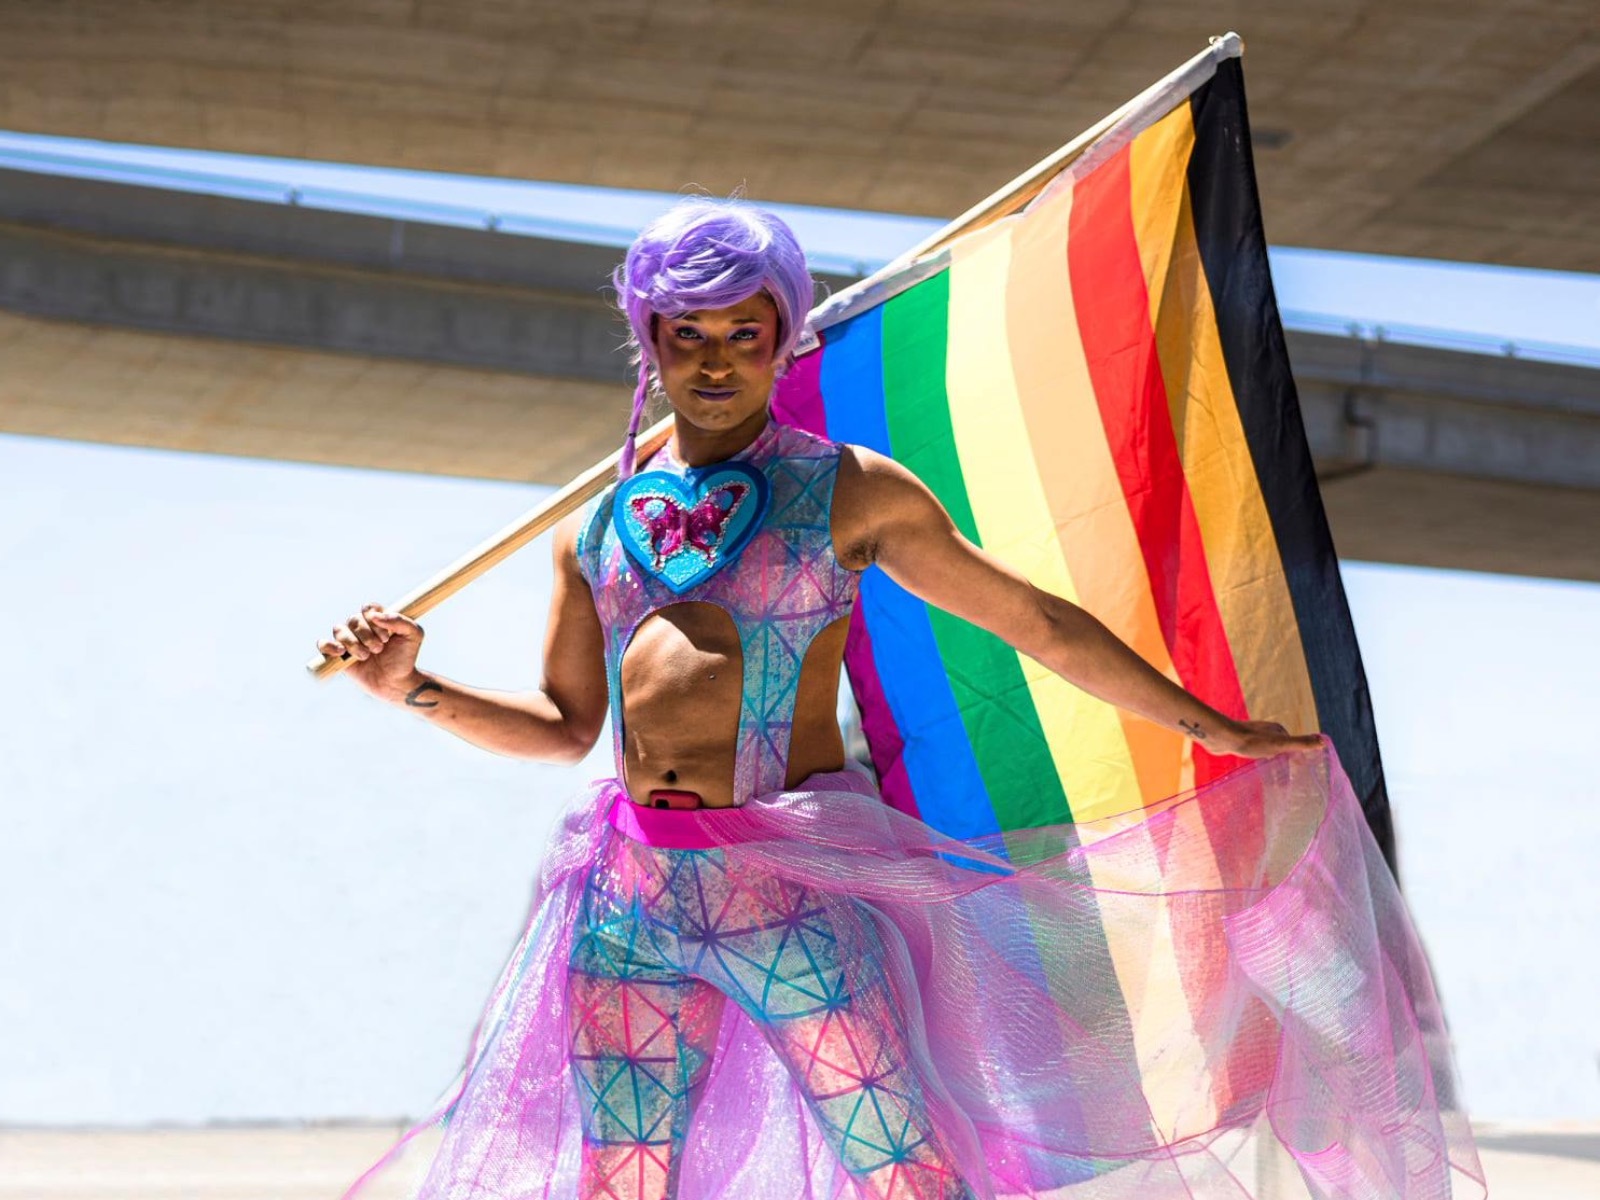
[618,601,745,799]
[788,615,853,788]
[616,604,855,801]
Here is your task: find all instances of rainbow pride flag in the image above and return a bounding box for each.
[772,49,1393,867]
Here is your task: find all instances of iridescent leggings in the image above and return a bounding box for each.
[566,797,976,1200]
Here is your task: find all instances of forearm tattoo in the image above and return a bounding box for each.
[1178,719,1206,740]
[405,681,443,708]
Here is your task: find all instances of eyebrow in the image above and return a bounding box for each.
[676,312,767,323]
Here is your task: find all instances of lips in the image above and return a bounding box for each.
[692,388,737,401]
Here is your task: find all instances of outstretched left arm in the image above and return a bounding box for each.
[832,446,1320,760]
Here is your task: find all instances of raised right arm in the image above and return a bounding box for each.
[318,511,609,764]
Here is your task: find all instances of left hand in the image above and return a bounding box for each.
[1212,720,1324,759]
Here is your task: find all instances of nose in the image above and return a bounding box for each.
[699,342,733,380]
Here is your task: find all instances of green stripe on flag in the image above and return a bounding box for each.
[880,272,1072,830]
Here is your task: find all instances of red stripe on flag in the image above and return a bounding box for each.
[1068,146,1251,786]
[1070,141,1264,1118]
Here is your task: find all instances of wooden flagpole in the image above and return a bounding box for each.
[303,422,671,678]
[881,32,1242,274]
[305,32,1244,680]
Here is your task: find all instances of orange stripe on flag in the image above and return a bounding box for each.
[1068,141,1251,789]
[1013,174,1222,1139]
[1129,108,1321,739]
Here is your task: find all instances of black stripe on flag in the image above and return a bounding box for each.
[1185,58,1397,873]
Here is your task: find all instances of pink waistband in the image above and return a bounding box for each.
[606,792,748,850]
[604,768,878,850]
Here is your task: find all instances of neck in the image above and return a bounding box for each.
[671,407,771,467]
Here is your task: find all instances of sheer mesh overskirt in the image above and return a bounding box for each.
[345,741,1482,1200]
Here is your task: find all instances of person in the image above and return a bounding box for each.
[323,201,1476,1200]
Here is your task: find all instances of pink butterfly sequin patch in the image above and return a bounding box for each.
[613,463,770,594]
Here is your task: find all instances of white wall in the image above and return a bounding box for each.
[2,433,1595,1125]
[1342,563,1600,1120]
[2,434,605,1125]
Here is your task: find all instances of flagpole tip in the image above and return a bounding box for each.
[1210,31,1245,58]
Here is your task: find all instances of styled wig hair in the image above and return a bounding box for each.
[612,198,814,477]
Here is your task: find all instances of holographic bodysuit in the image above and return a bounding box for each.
[563,420,977,1199]
[576,418,860,804]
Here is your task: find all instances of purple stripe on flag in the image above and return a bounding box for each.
[770,337,828,435]
[844,608,918,817]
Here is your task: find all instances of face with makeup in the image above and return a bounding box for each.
[650,291,782,441]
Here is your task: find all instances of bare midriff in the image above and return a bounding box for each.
[618,602,852,808]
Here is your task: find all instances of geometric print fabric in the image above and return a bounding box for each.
[568,831,977,1199]
[573,419,948,1197]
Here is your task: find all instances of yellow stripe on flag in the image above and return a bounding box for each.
[1007,180,1190,813]
[943,220,1143,823]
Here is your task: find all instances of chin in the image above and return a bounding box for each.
[674,401,766,430]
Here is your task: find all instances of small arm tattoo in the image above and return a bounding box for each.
[1178,719,1206,740]
[405,681,443,708]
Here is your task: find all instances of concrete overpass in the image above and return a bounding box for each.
[2,0,1596,272]
[2,160,1597,582]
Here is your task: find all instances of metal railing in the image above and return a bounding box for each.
[1279,308,1600,370]
[0,142,880,277]
[4,138,1596,368]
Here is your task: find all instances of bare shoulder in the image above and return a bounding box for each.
[836,442,933,494]
[832,444,950,570]
[551,508,589,582]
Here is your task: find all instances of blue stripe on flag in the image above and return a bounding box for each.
[819,308,1000,840]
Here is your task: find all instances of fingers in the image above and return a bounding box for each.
[1249,729,1324,758]
[367,609,423,637]
[315,635,351,660]
[348,605,387,656]
[329,622,373,661]
[316,604,424,661]
[1220,718,1322,759]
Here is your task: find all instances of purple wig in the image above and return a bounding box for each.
[612,198,814,477]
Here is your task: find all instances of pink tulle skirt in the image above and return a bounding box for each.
[344,741,1483,1200]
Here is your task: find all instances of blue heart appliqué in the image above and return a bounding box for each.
[614,462,770,594]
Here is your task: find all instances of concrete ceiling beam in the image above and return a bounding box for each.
[1,1,1595,271]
